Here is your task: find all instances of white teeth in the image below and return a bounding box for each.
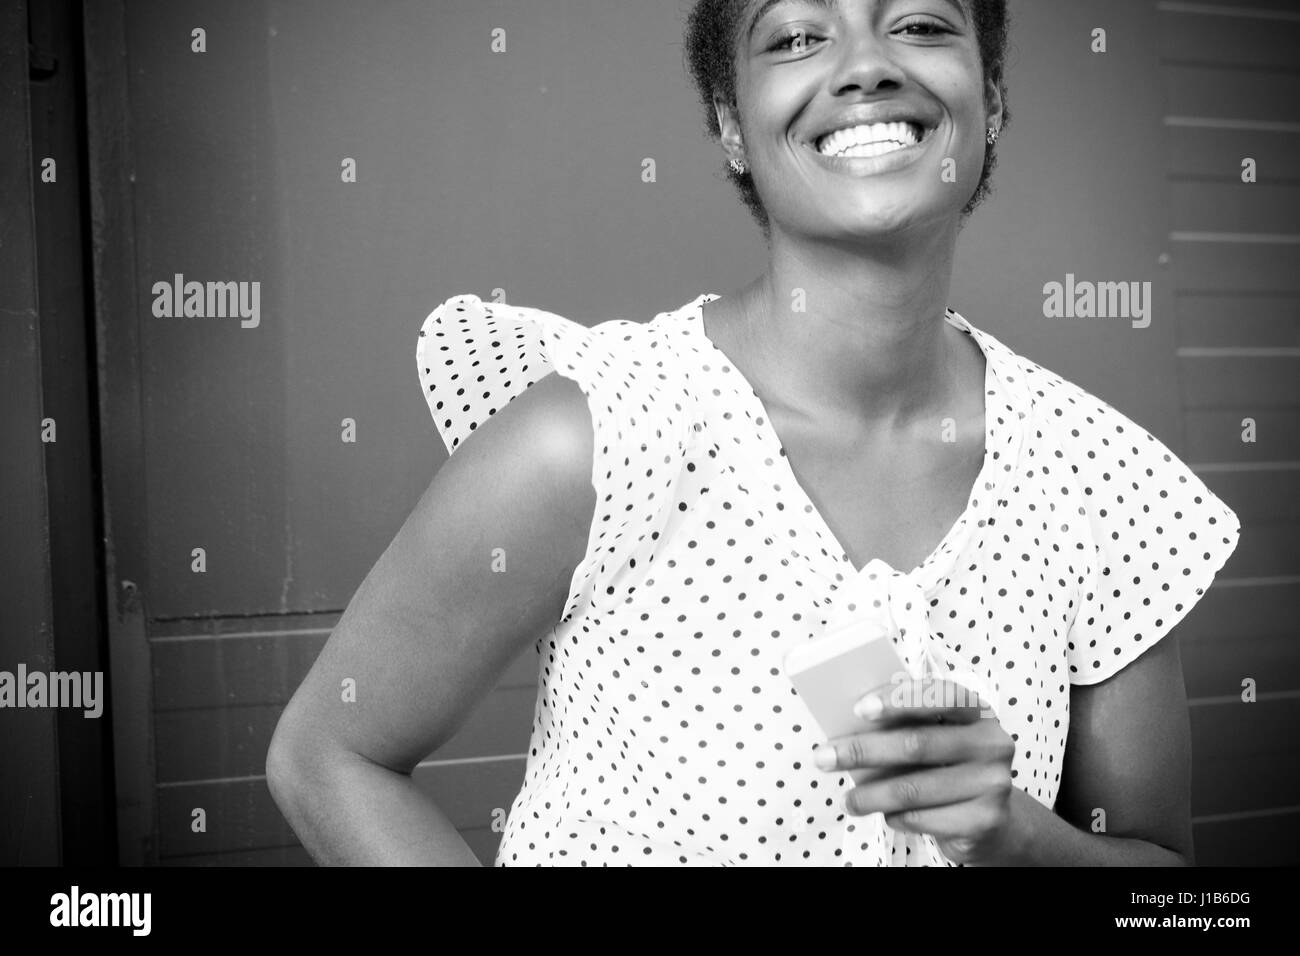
[832,141,900,159]
[817,121,922,157]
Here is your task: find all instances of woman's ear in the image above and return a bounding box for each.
[714,94,746,161]
[984,77,1005,133]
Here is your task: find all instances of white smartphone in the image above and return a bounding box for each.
[784,619,908,784]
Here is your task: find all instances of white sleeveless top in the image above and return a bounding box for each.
[416,292,1241,866]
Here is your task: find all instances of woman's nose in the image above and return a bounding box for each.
[827,28,906,97]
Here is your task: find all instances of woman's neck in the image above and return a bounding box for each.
[716,224,965,434]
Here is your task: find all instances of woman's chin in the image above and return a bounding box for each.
[790,200,949,241]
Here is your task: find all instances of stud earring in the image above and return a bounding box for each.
[729,157,747,174]
[986,126,1000,145]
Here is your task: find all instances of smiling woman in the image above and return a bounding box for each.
[685,0,1010,239]
[267,0,1241,869]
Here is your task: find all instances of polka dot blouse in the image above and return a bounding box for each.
[416,292,1242,867]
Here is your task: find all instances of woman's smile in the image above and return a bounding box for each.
[797,119,937,177]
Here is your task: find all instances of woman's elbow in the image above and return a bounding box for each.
[266,704,318,816]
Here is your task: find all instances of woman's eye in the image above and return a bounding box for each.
[895,18,951,37]
[768,29,821,52]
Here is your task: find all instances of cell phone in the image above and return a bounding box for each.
[784,619,908,784]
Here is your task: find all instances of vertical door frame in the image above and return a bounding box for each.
[82,0,157,865]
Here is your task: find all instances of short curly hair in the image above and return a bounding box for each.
[683,0,1011,238]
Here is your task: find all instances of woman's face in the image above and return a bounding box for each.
[721,0,1000,240]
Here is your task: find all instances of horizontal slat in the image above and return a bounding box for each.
[150,611,341,640]
[157,756,524,857]
[162,844,314,867]
[1159,7,1300,71]
[1166,126,1300,181]
[1183,632,1300,699]
[1176,293,1300,346]
[153,622,541,710]
[1188,469,1300,523]
[461,825,503,866]
[152,631,328,711]
[1173,581,1297,644]
[1211,521,1299,578]
[1170,242,1300,292]
[163,831,499,866]
[1192,696,1297,763]
[1185,409,1300,461]
[158,780,294,857]
[1195,757,1299,821]
[1164,65,1300,123]
[1161,0,1300,12]
[155,686,536,783]
[1190,697,1300,817]
[1179,355,1300,406]
[1192,808,1300,865]
[410,759,525,835]
[1170,181,1300,233]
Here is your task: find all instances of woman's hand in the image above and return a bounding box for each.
[813,677,1025,865]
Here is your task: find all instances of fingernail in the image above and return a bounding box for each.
[853,694,884,720]
[814,746,837,770]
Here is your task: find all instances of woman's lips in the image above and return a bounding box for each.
[814,121,926,156]
[799,131,931,176]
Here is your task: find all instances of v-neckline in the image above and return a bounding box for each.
[682,292,999,583]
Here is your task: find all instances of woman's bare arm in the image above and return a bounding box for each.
[266,371,598,865]
[1003,631,1195,865]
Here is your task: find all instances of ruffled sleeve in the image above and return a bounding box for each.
[1030,368,1242,686]
[416,293,696,624]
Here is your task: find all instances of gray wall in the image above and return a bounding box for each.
[82,0,1298,864]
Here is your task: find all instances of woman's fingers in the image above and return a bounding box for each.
[852,677,991,726]
[844,763,1011,819]
[815,717,1014,772]
[882,790,1013,845]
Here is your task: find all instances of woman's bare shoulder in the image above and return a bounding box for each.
[437,368,595,502]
